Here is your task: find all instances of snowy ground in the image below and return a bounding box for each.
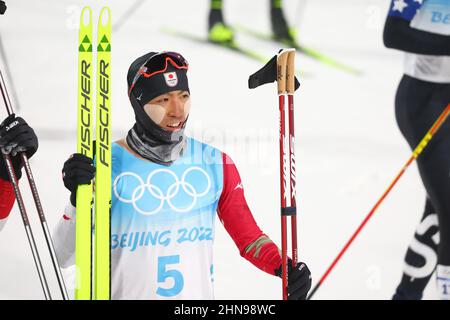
[0,0,438,299]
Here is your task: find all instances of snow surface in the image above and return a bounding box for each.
[0,0,439,300]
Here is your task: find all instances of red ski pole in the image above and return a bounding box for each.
[276,50,289,300]
[276,49,298,299]
[287,51,298,266]
[248,48,300,300]
[308,103,450,299]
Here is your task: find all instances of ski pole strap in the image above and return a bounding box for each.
[281,206,297,216]
[248,52,300,90]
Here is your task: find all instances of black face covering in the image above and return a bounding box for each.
[126,121,186,166]
[126,52,190,165]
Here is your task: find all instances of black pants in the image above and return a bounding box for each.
[394,75,450,299]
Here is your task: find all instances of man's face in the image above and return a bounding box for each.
[143,90,191,132]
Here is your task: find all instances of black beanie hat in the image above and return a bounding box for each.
[127,51,190,107]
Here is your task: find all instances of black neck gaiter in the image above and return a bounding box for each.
[126,120,186,166]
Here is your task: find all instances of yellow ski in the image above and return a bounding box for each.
[76,6,93,300]
[94,6,112,300]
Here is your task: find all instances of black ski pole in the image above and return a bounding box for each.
[0,2,21,111]
[0,34,22,111]
[0,4,51,299]
[0,69,68,300]
[1,152,51,299]
[0,3,68,299]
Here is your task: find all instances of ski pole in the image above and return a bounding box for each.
[277,50,289,300]
[278,49,299,300]
[1,154,51,300]
[307,103,450,300]
[277,49,298,299]
[0,73,51,300]
[248,48,300,300]
[0,35,21,111]
[0,69,69,300]
[287,51,298,266]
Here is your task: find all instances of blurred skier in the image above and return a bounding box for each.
[208,0,296,44]
[54,50,312,300]
[383,0,450,300]
[0,114,39,231]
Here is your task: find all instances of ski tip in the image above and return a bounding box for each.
[80,7,92,28]
[99,6,112,28]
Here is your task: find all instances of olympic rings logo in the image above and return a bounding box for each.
[113,167,212,216]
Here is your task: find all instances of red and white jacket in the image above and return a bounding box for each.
[0,178,15,231]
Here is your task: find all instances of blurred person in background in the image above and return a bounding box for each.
[207,0,296,44]
[383,0,450,300]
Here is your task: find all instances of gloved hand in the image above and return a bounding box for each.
[0,114,38,181]
[62,153,95,206]
[275,259,312,300]
[0,1,6,15]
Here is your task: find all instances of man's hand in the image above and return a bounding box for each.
[0,1,6,15]
[62,153,95,206]
[0,114,38,181]
[276,259,312,300]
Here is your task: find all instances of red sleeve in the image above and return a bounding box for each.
[0,178,15,220]
[217,153,281,276]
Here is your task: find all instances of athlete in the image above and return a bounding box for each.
[208,0,296,44]
[383,0,450,300]
[53,51,312,300]
[0,114,39,231]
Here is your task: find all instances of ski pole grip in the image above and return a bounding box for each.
[277,50,289,94]
[286,49,296,94]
